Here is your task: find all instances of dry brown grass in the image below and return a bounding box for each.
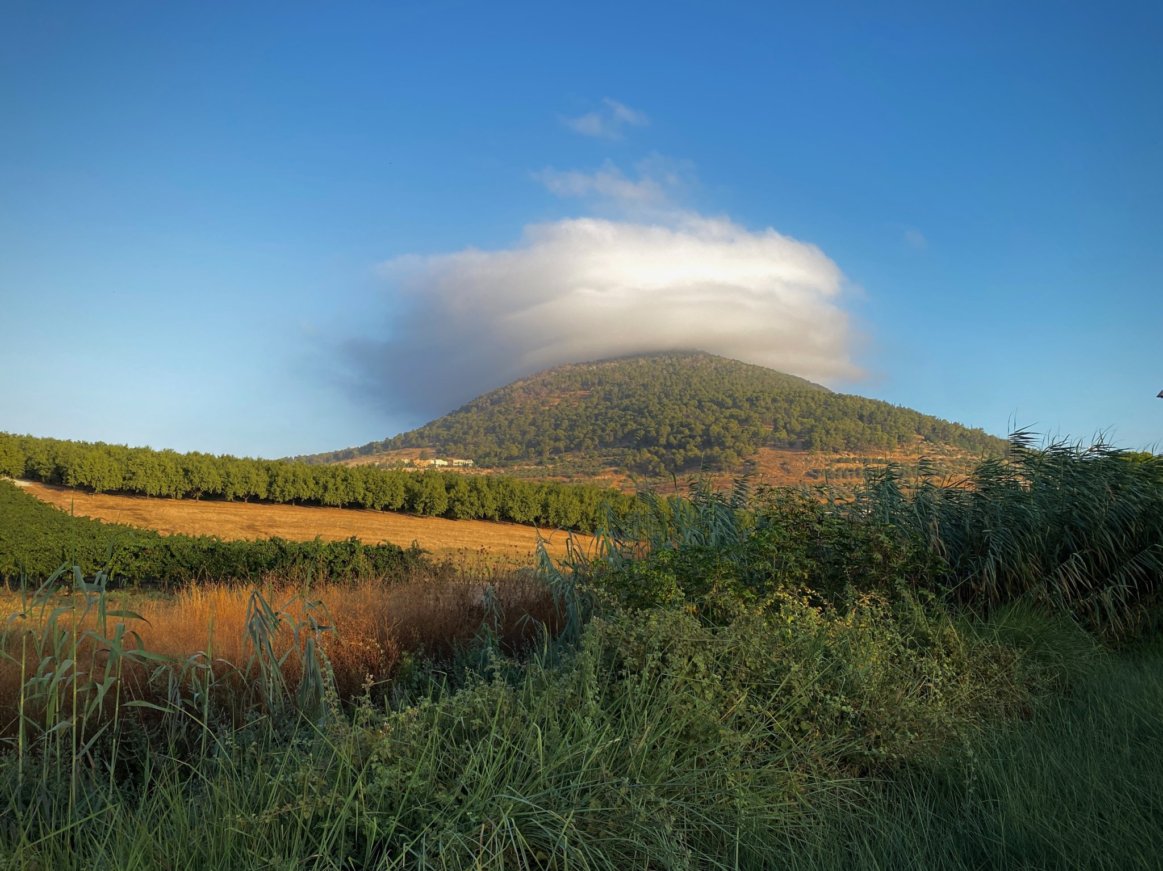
[0,568,560,729]
[20,481,592,568]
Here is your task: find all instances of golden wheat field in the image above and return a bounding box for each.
[18,480,593,566]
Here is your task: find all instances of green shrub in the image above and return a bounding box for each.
[587,438,1163,639]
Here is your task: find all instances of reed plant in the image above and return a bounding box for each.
[0,564,562,736]
[0,580,1045,870]
[858,433,1163,636]
[580,435,1163,638]
[7,567,1136,870]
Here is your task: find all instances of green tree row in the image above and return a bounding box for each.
[0,433,638,533]
[0,480,421,588]
[313,352,1006,474]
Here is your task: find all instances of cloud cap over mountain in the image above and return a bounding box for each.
[344,213,859,419]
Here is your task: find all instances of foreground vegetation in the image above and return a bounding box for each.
[851,637,1163,868]
[0,437,1160,868]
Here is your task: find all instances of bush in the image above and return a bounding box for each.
[585,438,1163,639]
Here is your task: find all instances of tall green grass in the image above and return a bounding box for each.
[1,436,1160,868]
[0,587,1046,869]
[867,434,1163,635]
[4,632,1155,869]
[817,636,1163,870]
[582,436,1163,637]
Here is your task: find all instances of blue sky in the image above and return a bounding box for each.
[2,0,1160,458]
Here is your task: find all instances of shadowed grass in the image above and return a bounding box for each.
[0,588,1078,870]
[817,638,1163,870]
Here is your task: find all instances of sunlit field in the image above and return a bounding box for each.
[18,479,591,567]
[0,565,559,733]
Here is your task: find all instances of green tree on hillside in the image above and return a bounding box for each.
[305,352,1005,475]
[0,433,25,478]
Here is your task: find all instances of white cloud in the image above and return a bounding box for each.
[563,98,649,140]
[603,98,648,127]
[534,162,669,206]
[347,214,859,417]
[534,155,697,219]
[563,112,610,138]
[904,228,927,250]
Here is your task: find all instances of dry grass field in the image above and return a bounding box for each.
[0,569,561,728]
[17,481,593,567]
[3,482,579,730]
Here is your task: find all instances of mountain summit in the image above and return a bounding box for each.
[308,352,1003,483]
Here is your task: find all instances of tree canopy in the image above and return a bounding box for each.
[307,352,1006,475]
[0,433,638,533]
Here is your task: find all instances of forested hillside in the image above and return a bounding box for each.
[311,352,1005,474]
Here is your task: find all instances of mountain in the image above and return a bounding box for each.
[304,352,1005,485]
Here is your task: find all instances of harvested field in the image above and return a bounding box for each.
[18,481,593,567]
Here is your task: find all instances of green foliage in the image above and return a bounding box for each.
[0,480,420,588]
[315,351,1005,473]
[0,437,22,478]
[0,432,639,533]
[862,435,1163,637]
[3,599,1157,868]
[1,432,1160,867]
[0,579,1046,869]
[582,481,937,622]
[829,641,1163,869]
[582,436,1163,638]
